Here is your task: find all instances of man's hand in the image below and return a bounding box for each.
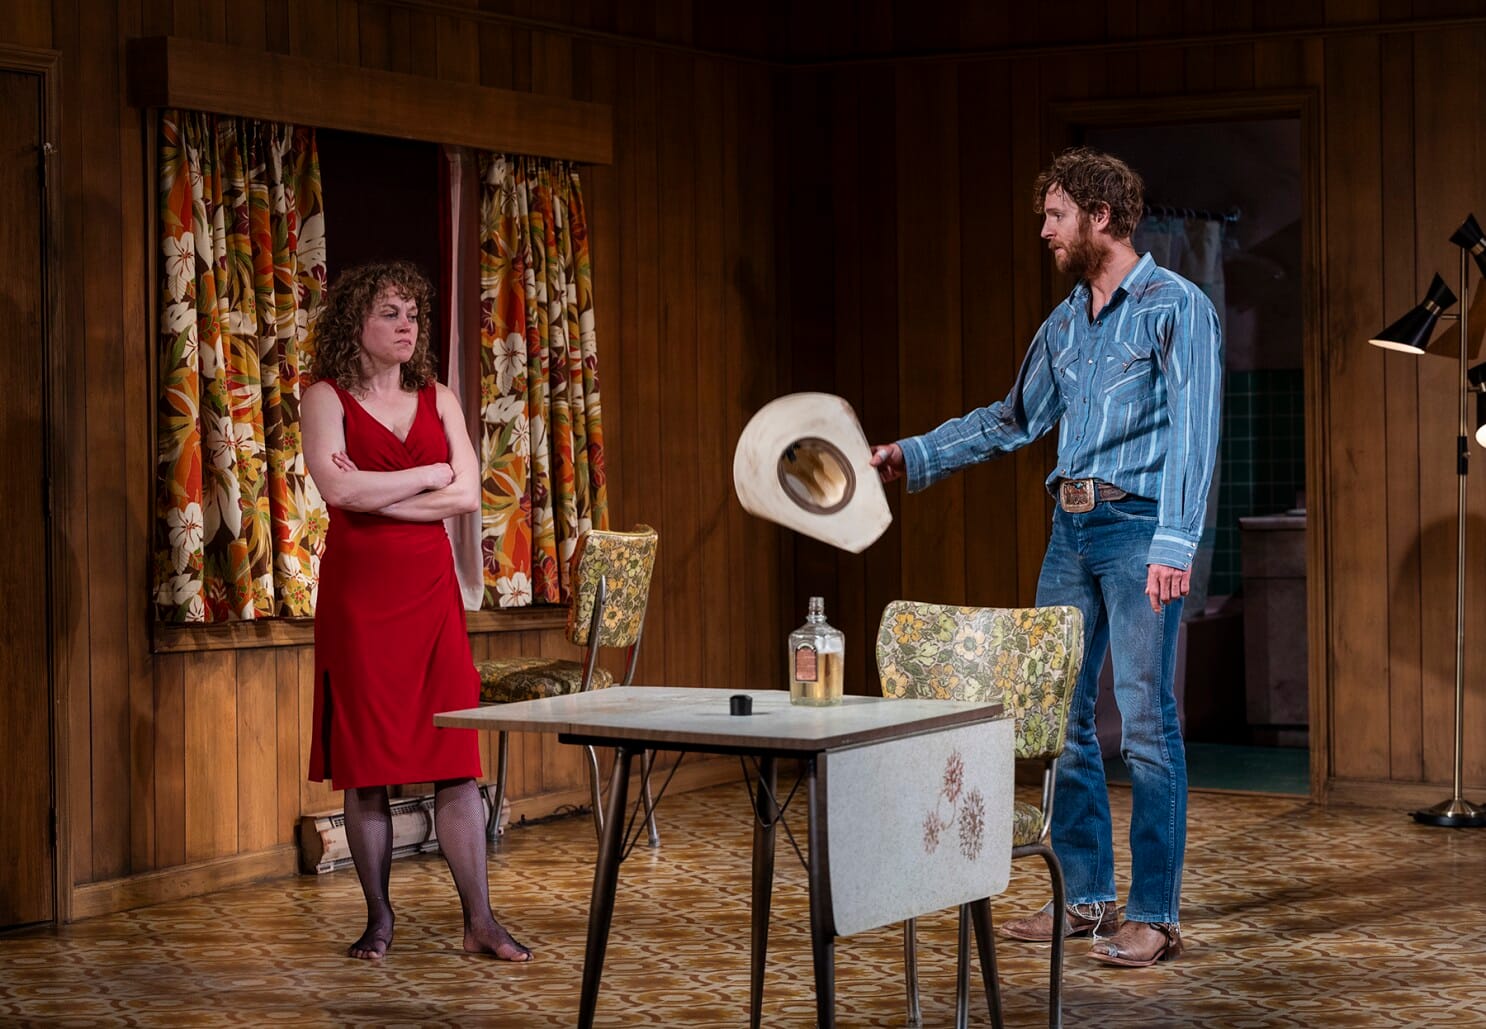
[869,443,905,483]
[1145,563,1191,613]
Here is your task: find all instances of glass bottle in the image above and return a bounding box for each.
[788,596,844,706]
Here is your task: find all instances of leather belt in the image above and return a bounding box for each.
[1056,478,1128,513]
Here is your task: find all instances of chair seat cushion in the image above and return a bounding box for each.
[476,658,616,704]
[1012,801,1044,848]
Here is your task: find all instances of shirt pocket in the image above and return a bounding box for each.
[1105,338,1156,404]
[1051,343,1081,401]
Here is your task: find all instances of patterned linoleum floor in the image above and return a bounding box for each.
[4,782,1486,1027]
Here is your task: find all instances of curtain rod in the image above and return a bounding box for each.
[1145,204,1240,224]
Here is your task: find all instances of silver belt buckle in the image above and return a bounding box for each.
[1059,478,1097,513]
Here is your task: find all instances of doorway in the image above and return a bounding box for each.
[1053,95,1325,797]
[0,59,57,928]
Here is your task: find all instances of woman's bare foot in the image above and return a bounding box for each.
[464,916,532,962]
[348,906,395,960]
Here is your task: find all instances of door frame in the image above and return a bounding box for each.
[1047,89,1329,802]
[0,43,71,924]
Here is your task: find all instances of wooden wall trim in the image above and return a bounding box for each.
[368,0,773,67]
[1322,777,1486,814]
[2,41,75,927]
[1298,89,1331,802]
[69,760,737,920]
[125,35,613,164]
[1044,87,1329,803]
[0,42,59,73]
[1049,89,1320,131]
[790,14,1486,69]
[69,845,298,920]
[153,607,569,654]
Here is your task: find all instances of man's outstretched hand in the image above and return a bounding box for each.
[870,444,904,483]
[1146,563,1191,613]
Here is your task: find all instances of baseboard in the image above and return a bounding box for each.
[1323,777,1486,814]
[70,845,299,921]
[67,756,742,920]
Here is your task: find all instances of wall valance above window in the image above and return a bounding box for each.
[127,36,613,165]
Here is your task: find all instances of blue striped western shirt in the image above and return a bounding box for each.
[898,252,1224,571]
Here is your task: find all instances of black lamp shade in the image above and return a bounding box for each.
[1452,214,1486,278]
[1472,363,1486,447]
[1369,273,1458,354]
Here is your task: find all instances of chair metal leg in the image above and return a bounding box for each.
[640,749,660,847]
[587,744,606,843]
[585,746,660,848]
[484,729,511,846]
[1011,842,1065,1029]
[1040,845,1066,1029]
[903,918,922,1027]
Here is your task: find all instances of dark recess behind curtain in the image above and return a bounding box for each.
[317,128,444,375]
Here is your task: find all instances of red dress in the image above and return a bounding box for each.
[308,382,482,790]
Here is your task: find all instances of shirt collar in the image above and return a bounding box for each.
[1065,252,1160,312]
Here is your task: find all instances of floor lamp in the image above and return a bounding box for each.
[1369,214,1486,827]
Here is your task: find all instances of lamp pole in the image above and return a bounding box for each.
[1416,246,1486,827]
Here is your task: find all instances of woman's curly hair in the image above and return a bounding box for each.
[1033,146,1145,240]
[309,260,437,392]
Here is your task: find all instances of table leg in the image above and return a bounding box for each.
[749,756,778,1029]
[806,756,834,1029]
[578,744,635,1029]
[968,898,1005,1029]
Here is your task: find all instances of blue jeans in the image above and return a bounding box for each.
[1035,496,1186,924]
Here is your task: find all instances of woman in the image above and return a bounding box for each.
[303,260,530,962]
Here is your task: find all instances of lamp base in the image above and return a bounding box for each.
[1411,796,1486,828]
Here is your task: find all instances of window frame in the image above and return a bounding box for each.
[134,36,612,651]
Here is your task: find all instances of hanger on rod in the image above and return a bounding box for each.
[1144,203,1241,224]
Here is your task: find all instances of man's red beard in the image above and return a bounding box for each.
[1052,215,1108,280]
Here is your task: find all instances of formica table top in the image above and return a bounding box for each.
[435,686,1004,754]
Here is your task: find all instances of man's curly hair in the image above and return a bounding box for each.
[309,260,436,392]
[1033,146,1145,240]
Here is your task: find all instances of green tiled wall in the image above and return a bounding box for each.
[1210,370,1307,597]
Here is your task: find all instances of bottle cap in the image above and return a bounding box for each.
[729,694,753,716]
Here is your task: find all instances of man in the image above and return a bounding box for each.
[871,146,1222,967]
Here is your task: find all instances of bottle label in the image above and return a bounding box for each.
[794,644,818,682]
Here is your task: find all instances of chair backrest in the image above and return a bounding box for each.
[566,525,659,649]
[875,601,1084,762]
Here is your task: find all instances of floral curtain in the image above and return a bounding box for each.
[154,110,328,622]
[478,154,608,608]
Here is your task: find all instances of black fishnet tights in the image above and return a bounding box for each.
[342,779,531,961]
[342,785,395,959]
[434,777,532,961]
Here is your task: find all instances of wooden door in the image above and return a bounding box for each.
[0,66,55,928]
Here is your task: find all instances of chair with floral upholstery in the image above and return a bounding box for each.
[876,600,1084,1029]
[478,525,660,847]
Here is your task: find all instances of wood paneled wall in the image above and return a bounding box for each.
[18,0,1486,917]
[774,1,1486,810]
[6,0,783,914]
